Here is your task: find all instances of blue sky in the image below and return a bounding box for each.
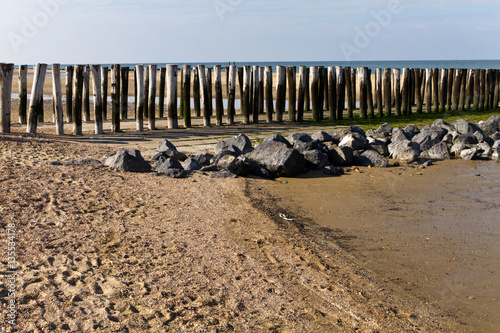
[0,0,499,64]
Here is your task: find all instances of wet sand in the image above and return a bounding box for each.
[256,160,500,332]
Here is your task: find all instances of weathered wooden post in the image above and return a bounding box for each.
[148,65,157,130]
[214,65,224,126]
[382,68,391,116]
[165,64,178,129]
[276,66,287,123]
[252,66,260,124]
[206,67,213,117]
[318,67,326,121]
[393,68,401,116]
[344,67,353,118]
[327,66,336,120]
[159,67,166,118]
[18,65,28,125]
[367,68,374,118]
[120,67,129,120]
[465,69,474,111]
[27,63,47,134]
[375,68,383,117]
[446,68,454,111]
[101,67,108,120]
[90,65,103,135]
[264,66,274,123]
[473,69,480,111]
[83,65,91,122]
[451,69,462,113]
[297,66,307,122]
[0,63,14,133]
[227,65,236,125]
[135,65,144,131]
[425,68,432,113]
[72,65,83,135]
[249,70,254,121]
[134,67,138,116]
[323,67,329,112]
[493,70,499,109]
[431,68,439,112]
[192,67,201,117]
[439,69,448,113]
[459,69,467,111]
[242,66,251,124]
[336,66,345,120]
[143,66,149,119]
[259,67,265,115]
[415,69,423,114]
[50,64,64,135]
[357,67,368,119]
[65,66,74,123]
[310,66,320,122]
[304,67,311,111]
[479,69,486,110]
[198,65,211,127]
[485,69,493,109]
[287,66,296,122]
[111,64,120,132]
[237,67,244,114]
[401,68,409,115]
[350,68,356,118]
[182,65,191,127]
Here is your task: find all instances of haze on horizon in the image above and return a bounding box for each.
[0,0,499,65]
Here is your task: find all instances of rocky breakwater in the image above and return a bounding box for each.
[102,116,500,179]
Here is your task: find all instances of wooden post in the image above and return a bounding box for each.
[158,67,166,118]
[165,64,178,129]
[479,69,486,110]
[382,68,391,116]
[120,67,129,120]
[252,66,260,124]
[447,68,454,111]
[367,68,374,118]
[182,65,191,128]
[459,69,467,111]
[432,68,439,113]
[310,66,320,121]
[18,65,28,125]
[323,67,329,112]
[276,66,287,123]
[90,65,103,135]
[401,68,409,115]
[336,66,345,120]
[439,69,448,113]
[72,65,83,135]
[357,67,367,119]
[297,66,306,122]
[192,67,201,117]
[50,64,64,135]
[237,67,244,114]
[264,66,274,123]
[287,66,296,122]
[493,70,499,109]
[375,68,383,117]
[0,63,14,133]
[318,67,326,121]
[111,64,120,132]
[227,65,236,125]
[485,69,493,109]
[242,66,251,124]
[135,65,144,131]
[473,69,480,111]
[327,66,336,120]
[198,65,210,127]
[415,69,423,114]
[101,67,108,121]
[134,67,138,117]
[425,68,433,114]
[350,68,356,117]
[410,69,416,108]
[65,66,74,123]
[259,67,265,115]
[83,65,91,122]
[206,67,213,117]
[142,66,149,119]
[249,70,254,121]
[344,67,353,118]
[393,68,401,116]
[304,67,311,111]
[451,69,462,113]
[148,65,157,130]
[214,65,224,126]
[465,69,474,111]
[27,63,47,134]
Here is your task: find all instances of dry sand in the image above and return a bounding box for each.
[0,133,455,332]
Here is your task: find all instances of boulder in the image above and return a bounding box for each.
[303,150,329,170]
[452,119,480,135]
[412,134,433,152]
[433,119,456,133]
[323,166,345,176]
[157,139,187,161]
[369,141,390,157]
[493,147,499,159]
[227,156,274,179]
[190,153,214,166]
[478,118,499,136]
[403,124,420,139]
[263,134,292,147]
[375,122,393,135]
[211,150,240,166]
[328,145,354,166]
[473,131,485,143]
[182,158,202,171]
[210,171,238,178]
[311,131,333,142]
[391,128,411,143]
[215,154,237,170]
[418,125,448,144]
[339,132,368,151]
[420,142,451,160]
[450,142,467,156]
[460,148,481,160]
[246,140,305,177]
[287,133,313,144]
[453,133,478,146]
[158,168,188,178]
[105,149,152,173]
[355,150,388,168]
[388,140,419,162]
[478,142,493,157]
[214,134,253,155]
[156,158,183,170]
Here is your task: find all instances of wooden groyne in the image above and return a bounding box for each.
[0,63,499,135]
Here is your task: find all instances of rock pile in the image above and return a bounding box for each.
[103,116,500,178]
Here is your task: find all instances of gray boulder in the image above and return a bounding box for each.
[311,131,333,142]
[473,131,485,143]
[215,153,238,170]
[304,150,329,170]
[450,142,467,156]
[478,142,493,157]
[452,119,480,135]
[157,158,183,173]
[339,132,368,151]
[418,125,448,144]
[433,119,456,133]
[287,133,313,143]
[158,168,188,178]
[420,142,451,160]
[182,158,202,171]
[375,123,393,135]
[355,150,388,168]
[323,166,345,176]
[227,156,274,179]
[210,171,238,178]
[388,140,420,162]
[190,153,214,166]
[391,128,411,143]
[460,148,481,160]
[157,139,187,161]
[328,145,354,166]
[453,133,478,146]
[105,149,152,173]
[478,118,499,136]
[412,134,433,152]
[211,150,240,166]
[215,134,253,155]
[246,140,305,177]
[263,134,292,147]
[369,141,390,157]
[493,147,499,159]
[403,124,420,139]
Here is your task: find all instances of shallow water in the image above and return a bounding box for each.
[263,159,500,332]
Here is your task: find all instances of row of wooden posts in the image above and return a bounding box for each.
[0,63,499,135]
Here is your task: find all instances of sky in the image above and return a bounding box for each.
[0,0,499,64]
